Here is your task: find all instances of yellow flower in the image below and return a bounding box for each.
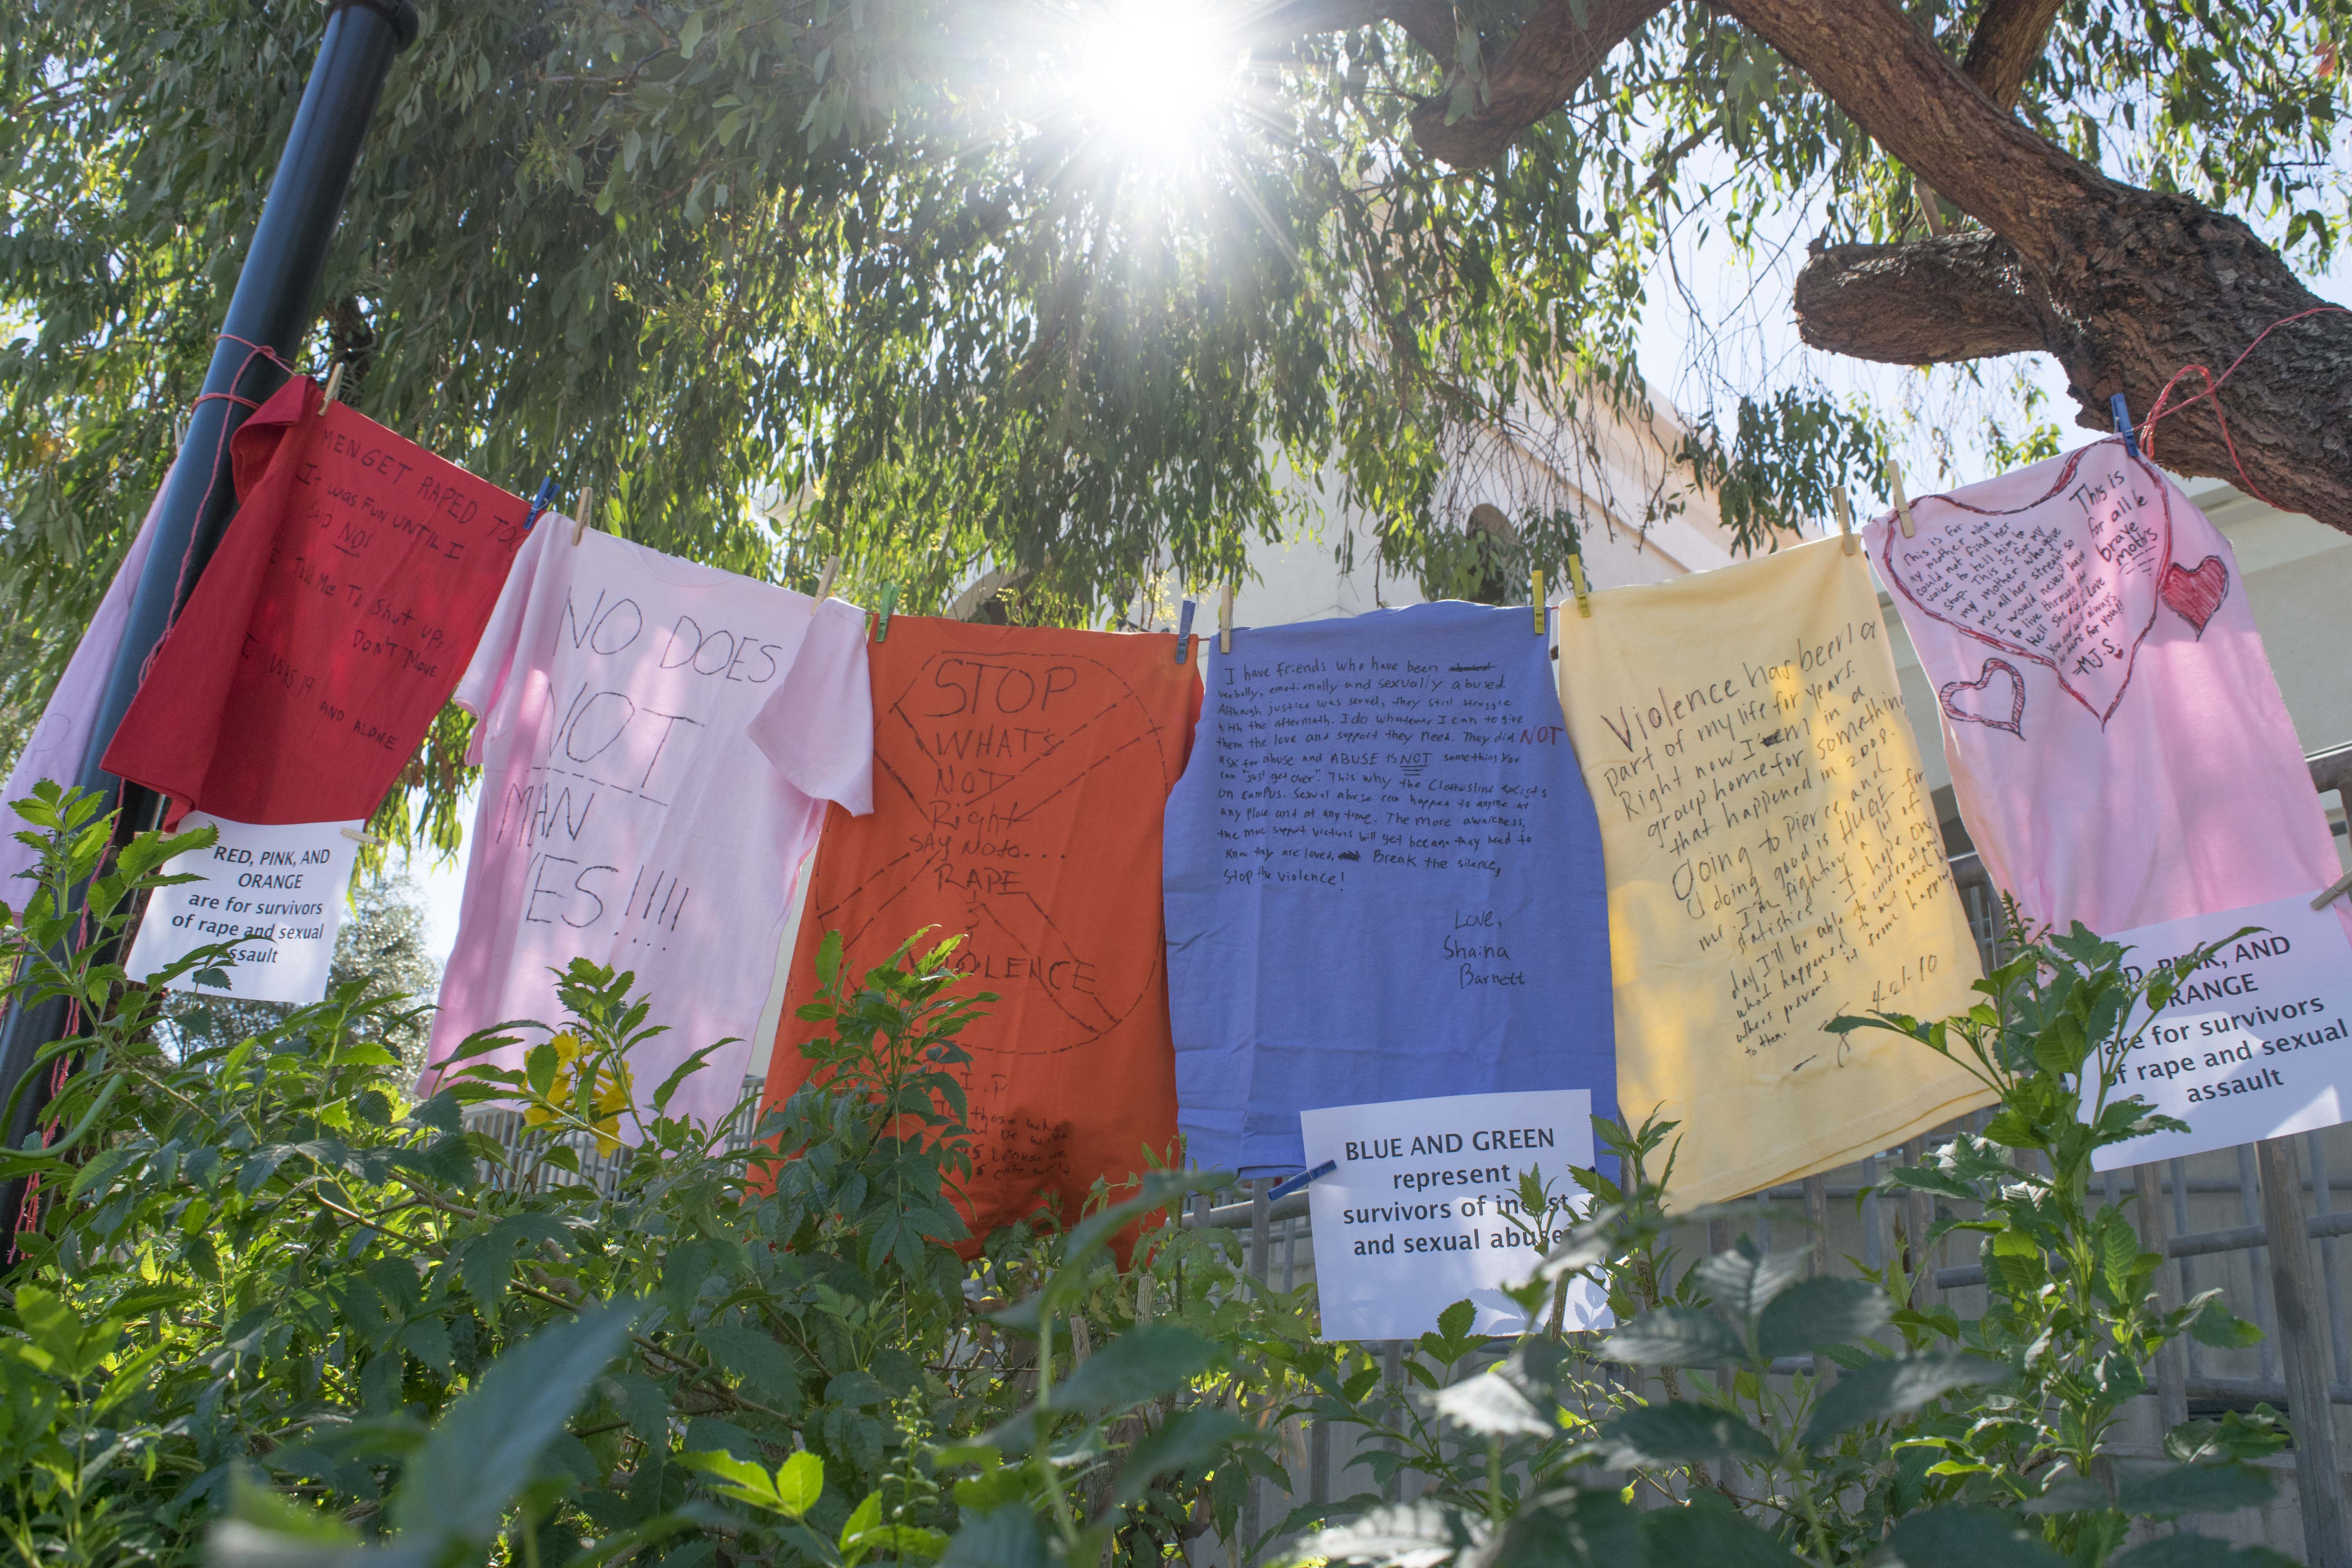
[523,1031,637,1157]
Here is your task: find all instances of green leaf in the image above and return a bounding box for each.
[839,1490,884,1553]
[775,1451,824,1517]
[1484,1485,1641,1566]
[676,1448,781,1510]
[387,1302,638,1551]
[603,1373,671,1447]
[1600,1307,1748,1369]
[939,1504,1049,1568]
[2190,1297,2264,1349]
[1429,1369,1554,1437]
[1870,1507,2065,1566]
[2114,1460,2275,1517]
[1879,1163,1981,1205]
[697,1323,802,1410]
[1113,1408,1247,1504]
[1592,1401,1777,1470]
[1048,1325,1219,1416]
[2094,1205,2151,1301]
[1756,1277,1891,1362]
[1800,1354,2005,1448]
[1693,1238,1809,1320]
[1309,1501,1483,1567]
[2166,1407,2290,1463]
[1639,1504,1806,1565]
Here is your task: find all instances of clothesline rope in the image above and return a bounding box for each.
[2135,303,2349,510]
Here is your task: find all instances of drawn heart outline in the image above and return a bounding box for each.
[1879,439,2171,729]
[1939,658,2026,739]
[2160,554,2230,637]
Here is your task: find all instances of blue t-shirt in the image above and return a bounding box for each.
[1163,602,1617,1176]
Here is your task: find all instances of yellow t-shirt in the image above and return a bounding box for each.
[1554,538,1992,1207]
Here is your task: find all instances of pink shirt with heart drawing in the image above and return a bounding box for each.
[1866,439,2346,940]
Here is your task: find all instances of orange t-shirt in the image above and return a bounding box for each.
[760,617,1200,1247]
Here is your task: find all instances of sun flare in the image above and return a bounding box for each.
[1069,2,1239,158]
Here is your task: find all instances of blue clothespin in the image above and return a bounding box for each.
[521,475,557,532]
[874,583,899,642]
[1174,598,1196,662]
[1268,1158,1338,1202]
[2111,392,2140,458]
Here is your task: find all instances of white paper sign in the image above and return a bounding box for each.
[1301,1089,1611,1341]
[125,815,361,1005]
[2093,895,2352,1171]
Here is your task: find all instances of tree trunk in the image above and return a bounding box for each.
[1793,200,2352,531]
[1296,0,2352,533]
[1725,0,2352,531]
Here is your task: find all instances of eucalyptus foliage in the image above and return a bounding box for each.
[7,0,2347,653]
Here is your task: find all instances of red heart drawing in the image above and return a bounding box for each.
[1940,658,2026,739]
[1879,439,2170,728]
[2160,554,2229,637]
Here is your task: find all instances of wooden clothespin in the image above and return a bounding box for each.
[2111,392,2141,458]
[874,583,898,642]
[571,488,596,546]
[1886,461,1916,539]
[339,827,383,847]
[812,553,841,608]
[1218,582,1234,654]
[1174,598,1196,662]
[2313,867,2352,913]
[1834,486,1856,555]
[319,361,346,411]
[1566,551,1591,617]
[1532,568,1545,634]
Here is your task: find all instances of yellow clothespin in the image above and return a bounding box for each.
[2313,867,2352,913]
[1532,568,1545,634]
[339,827,383,847]
[1834,486,1856,555]
[1886,460,1916,539]
[1566,551,1591,617]
[319,362,346,411]
[572,489,595,546]
[1218,582,1234,654]
[813,553,841,608]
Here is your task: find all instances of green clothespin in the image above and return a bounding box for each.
[875,583,899,642]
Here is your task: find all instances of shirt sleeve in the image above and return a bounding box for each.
[452,516,550,764]
[748,597,875,815]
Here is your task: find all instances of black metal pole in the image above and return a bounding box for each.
[0,0,419,1247]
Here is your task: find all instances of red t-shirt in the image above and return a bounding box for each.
[104,377,529,826]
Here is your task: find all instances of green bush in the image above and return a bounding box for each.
[0,790,2314,1566]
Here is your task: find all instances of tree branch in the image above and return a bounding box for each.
[1407,0,1672,169]
[1793,234,2043,363]
[1718,0,2108,266]
[1958,0,2062,111]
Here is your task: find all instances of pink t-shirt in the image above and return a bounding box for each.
[0,477,167,892]
[1867,439,2341,936]
[419,520,872,1127]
